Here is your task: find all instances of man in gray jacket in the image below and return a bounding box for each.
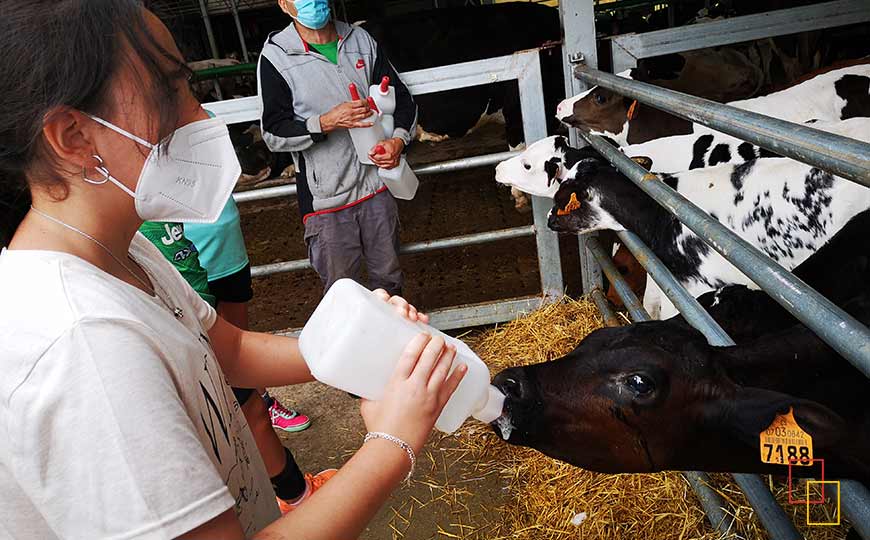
[259,0,417,296]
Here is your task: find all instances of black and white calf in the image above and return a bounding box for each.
[501,120,870,318]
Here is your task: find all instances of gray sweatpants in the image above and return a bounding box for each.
[304,190,404,296]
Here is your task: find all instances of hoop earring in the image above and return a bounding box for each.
[82,155,111,185]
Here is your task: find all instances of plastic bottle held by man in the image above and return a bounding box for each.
[346,83,385,165]
[369,76,419,200]
[298,279,505,433]
[369,76,396,137]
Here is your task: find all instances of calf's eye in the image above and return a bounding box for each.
[594,93,606,105]
[626,373,655,395]
[523,162,532,171]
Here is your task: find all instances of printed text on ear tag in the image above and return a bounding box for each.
[760,407,813,466]
[556,193,581,216]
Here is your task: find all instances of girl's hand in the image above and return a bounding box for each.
[373,289,429,324]
[360,334,467,453]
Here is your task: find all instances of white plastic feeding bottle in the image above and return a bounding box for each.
[373,145,419,200]
[370,76,396,137]
[299,279,505,434]
[347,83,385,165]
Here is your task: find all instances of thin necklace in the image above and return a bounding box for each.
[29,206,184,319]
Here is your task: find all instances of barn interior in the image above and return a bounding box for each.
[146,1,870,538]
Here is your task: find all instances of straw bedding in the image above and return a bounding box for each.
[389,297,850,539]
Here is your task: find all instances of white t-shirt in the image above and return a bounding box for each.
[0,234,279,540]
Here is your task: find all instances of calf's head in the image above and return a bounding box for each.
[556,86,634,136]
[491,323,854,478]
[495,135,600,199]
[547,156,653,236]
[495,135,570,198]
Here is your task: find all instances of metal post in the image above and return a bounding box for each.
[228,0,250,63]
[197,0,220,59]
[589,289,621,328]
[574,66,870,188]
[560,0,603,295]
[586,237,647,322]
[519,52,564,300]
[581,131,870,377]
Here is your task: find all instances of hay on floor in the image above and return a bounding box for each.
[389,297,851,540]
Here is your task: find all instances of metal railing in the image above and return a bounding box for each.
[571,63,870,538]
[207,50,563,331]
[609,0,870,74]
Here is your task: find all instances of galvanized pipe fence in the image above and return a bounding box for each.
[571,64,870,537]
[207,50,563,331]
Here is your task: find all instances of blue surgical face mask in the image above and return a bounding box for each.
[294,0,331,30]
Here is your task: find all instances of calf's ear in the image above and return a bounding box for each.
[705,387,847,450]
[545,157,563,187]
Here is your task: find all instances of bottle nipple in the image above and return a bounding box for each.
[472,386,506,423]
[349,83,361,101]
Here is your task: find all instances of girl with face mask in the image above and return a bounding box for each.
[0,2,464,539]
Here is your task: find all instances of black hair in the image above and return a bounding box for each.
[0,0,190,247]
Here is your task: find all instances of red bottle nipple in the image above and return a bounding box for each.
[367,96,380,114]
[380,76,391,94]
[349,83,361,101]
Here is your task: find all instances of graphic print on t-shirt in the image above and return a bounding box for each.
[195,331,269,536]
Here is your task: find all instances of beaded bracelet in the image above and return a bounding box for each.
[364,431,416,483]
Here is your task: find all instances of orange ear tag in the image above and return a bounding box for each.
[759,407,813,466]
[556,193,582,216]
[627,100,639,121]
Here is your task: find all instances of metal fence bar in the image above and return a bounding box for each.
[615,231,734,345]
[580,130,870,378]
[413,151,519,176]
[574,65,870,188]
[586,237,647,322]
[683,471,736,537]
[232,150,521,204]
[234,184,297,204]
[610,0,870,73]
[589,289,621,328]
[842,480,870,539]
[250,226,535,278]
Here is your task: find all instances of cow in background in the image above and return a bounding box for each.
[361,3,565,150]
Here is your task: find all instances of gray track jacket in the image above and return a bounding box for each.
[258,21,417,218]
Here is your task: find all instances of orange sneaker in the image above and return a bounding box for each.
[276,469,338,514]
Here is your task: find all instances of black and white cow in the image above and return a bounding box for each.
[500,120,870,318]
[556,61,870,148]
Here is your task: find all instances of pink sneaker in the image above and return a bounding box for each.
[269,399,311,432]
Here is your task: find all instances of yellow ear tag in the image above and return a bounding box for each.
[759,407,813,466]
[627,100,639,120]
[556,193,582,216]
